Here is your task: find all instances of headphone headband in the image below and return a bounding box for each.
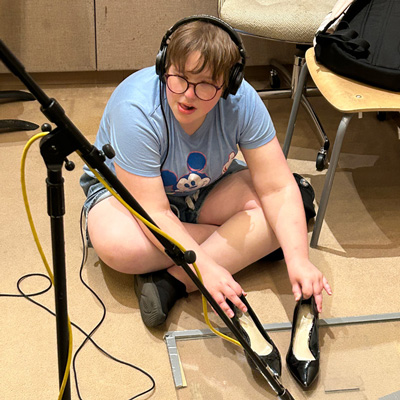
[156,15,246,98]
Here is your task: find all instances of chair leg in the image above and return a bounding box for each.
[283,61,309,157]
[282,59,329,167]
[291,54,305,96]
[284,54,329,168]
[299,94,329,168]
[310,113,355,248]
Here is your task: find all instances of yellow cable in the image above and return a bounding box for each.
[21,130,243,400]
[21,132,53,281]
[21,132,73,400]
[79,157,241,347]
[22,130,239,395]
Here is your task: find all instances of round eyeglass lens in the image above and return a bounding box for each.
[167,75,187,93]
[195,83,217,100]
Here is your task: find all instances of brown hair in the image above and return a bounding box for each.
[165,21,241,87]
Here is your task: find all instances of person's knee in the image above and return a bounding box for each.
[93,237,150,274]
[87,199,152,273]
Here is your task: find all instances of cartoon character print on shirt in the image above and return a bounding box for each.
[161,152,211,194]
[222,151,236,174]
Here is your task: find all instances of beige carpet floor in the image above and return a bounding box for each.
[1,69,399,400]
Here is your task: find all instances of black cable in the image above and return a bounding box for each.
[0,207,156,399]
[159,79,170,171]
[73,207,155,399]
[0,273,52,298]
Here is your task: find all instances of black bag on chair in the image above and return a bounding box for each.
[314,0,400,92]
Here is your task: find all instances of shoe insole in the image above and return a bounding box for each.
[292,304,316,361]
[238,313,273,356]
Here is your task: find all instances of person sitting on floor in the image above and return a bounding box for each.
[80,15,332,328]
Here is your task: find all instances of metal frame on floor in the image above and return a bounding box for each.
[165,311,400,388]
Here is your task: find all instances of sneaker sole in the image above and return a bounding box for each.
[134,275,167,327]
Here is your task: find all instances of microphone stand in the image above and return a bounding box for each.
[0,40,295,400]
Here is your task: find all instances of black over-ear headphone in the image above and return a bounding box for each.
[155,15,246,99]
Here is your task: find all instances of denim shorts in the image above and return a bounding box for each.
[167,159,247,223]
[80,158,247,226]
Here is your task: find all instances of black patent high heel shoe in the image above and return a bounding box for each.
[286,295,320,388]
[227,296,282,377]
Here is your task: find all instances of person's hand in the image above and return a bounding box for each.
[200,263,247,318]
[287,258,332,312]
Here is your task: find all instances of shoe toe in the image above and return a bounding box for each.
[286,352,319,388]
[301,360,319,387]
[262,349,282,377]
[245,344,282,377]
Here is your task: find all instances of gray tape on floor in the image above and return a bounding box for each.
[379,391,400,400]
[164,311,400,388]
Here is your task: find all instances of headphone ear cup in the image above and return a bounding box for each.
[155,48,167,79]
[223,63,244,99]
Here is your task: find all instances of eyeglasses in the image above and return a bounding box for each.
[164,74,224,101]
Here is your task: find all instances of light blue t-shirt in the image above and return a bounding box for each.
[84,66,275,196]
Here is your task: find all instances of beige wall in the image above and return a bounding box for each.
[0,0,295,75]
[0,0,96,73]
[96,1,219,70]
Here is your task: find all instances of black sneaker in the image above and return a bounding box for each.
[134,270,187,328]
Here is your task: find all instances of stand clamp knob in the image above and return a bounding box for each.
[184,250,196,264]
[64,158,75,171]
[41,123,52,133]
[102,143,116,159]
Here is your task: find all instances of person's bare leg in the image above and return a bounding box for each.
[88,170,276,278]
[168,170,280,292]
[88,170,280,293]
[87,170,280,327]
[87,195,219,274]
[169,207,279,291]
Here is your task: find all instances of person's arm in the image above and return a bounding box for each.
[114,163,247,317]
[241,137,331,311]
